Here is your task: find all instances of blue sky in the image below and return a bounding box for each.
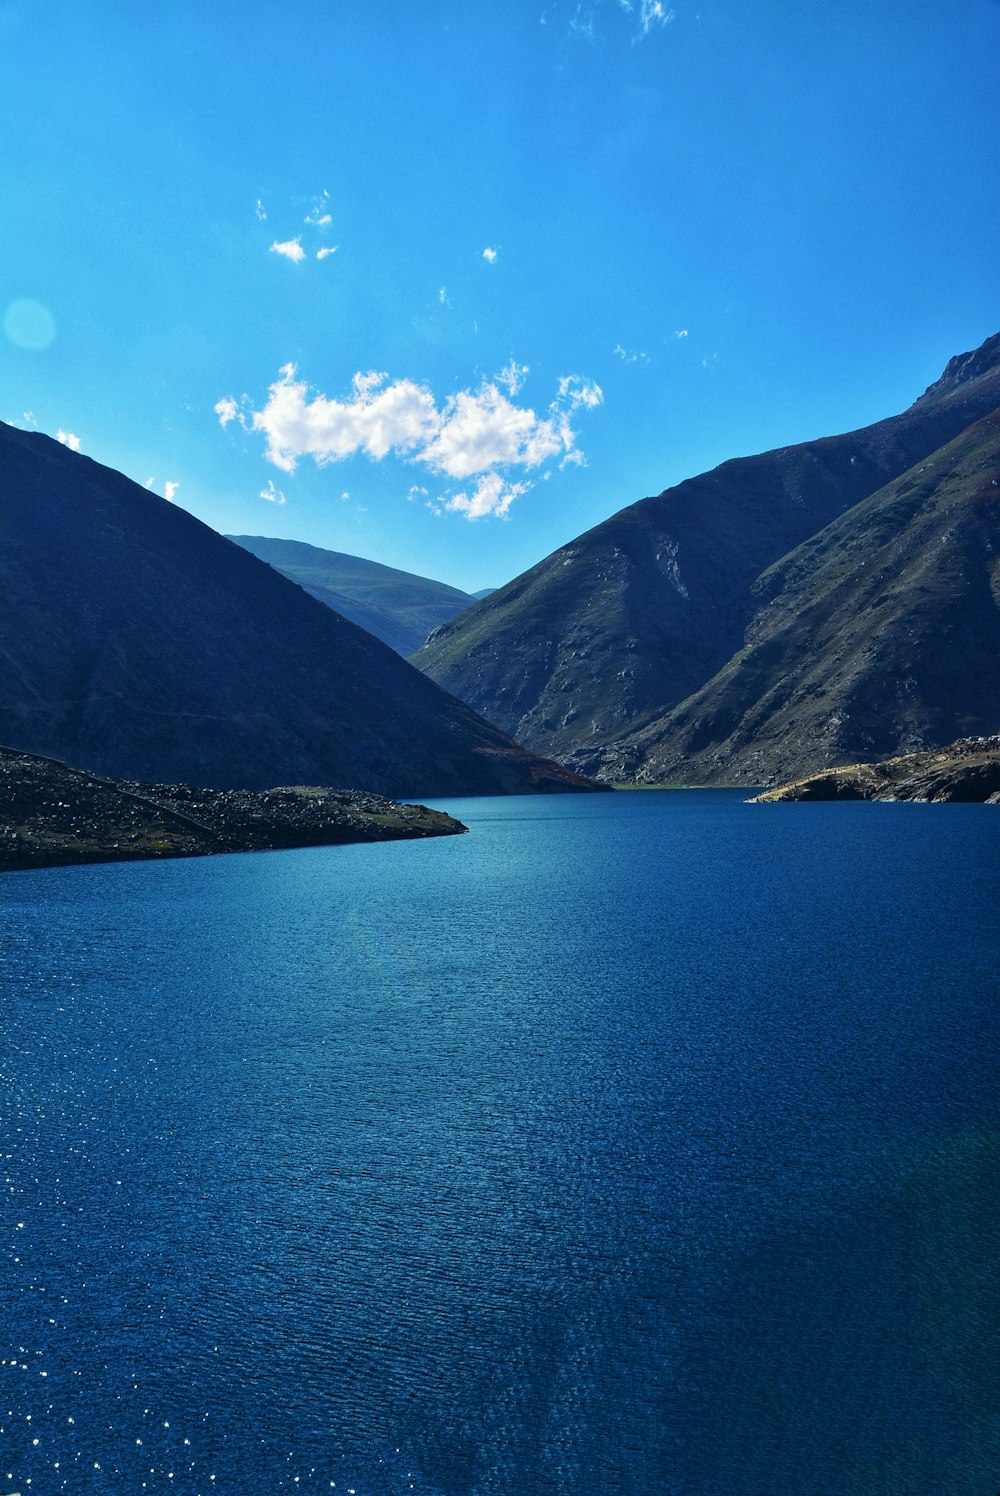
[3,0,999,593]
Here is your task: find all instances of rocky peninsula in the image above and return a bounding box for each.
[0,746,466,873]
[750,736,1000,804]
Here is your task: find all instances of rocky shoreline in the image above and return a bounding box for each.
[0,746,467,873]
[750,736,1000,804]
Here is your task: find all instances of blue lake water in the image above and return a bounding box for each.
[2,789,998,1495]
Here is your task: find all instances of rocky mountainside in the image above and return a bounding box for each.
[613,410,1000,784]
[0,746,465,873]
[750,736,1000,804]
[0,423,599,796]
[228,534,480,656]
[414,332,1000,783]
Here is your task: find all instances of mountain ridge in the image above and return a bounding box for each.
[0,423,600,797]
[414,332,1000,782]
[227,534,481,656]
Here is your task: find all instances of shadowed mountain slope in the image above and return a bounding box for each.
[608,410,1000,784]
[0,424,598,796]
[228,535,479,656]
[414,333,1000,780]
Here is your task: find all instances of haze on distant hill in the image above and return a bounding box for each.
[414,333,1000,785]
[0,423,598,797]
[227,535,482,657]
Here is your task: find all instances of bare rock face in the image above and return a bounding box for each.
[413,332,1000,784]
[0,422,602,797]
[749,736,1000,804]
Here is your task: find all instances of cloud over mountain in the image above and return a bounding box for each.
[217,363,602,520]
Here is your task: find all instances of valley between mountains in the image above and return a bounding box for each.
[3,332,999,828]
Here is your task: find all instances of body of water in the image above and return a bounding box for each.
[2,790,998,1494]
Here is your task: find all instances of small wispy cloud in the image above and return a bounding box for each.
[440,472,530,521]
[496,360,529,396]
[438,286,450,306]
[556,374,603,410]
[619,0,676,34]
[675,328,689,338]
[214,396,239,427]
[56,429,81,452]
[259,479,286,505]
[569,5,595,39]
[614,343,649,364]
[304,190,332,227]
[255,198,267,221]
[482,246,498,263]
[270,237,306,263]
[164,481,180,502]
[316,246,339,261]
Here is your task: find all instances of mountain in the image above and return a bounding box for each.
[414,332,1000,783]
[227,535,480,656]
[0,423,600,796]
[615,411,1000,783]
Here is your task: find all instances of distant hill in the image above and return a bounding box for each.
[414,332,1000,784]
[227,535,480,656]
[0,423,601,797]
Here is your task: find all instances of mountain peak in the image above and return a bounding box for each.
[919,330,1000,402]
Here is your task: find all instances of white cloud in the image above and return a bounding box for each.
[145,477,155,489]
[56,429,81,452]
[255,198,267,221]
[259,479,287,505]
[496,359,529,395]
[438,286,450,306]
[316,246,339,260]
[340,490,351,500]
[420,384,566,479]
[482,246,498,263]
[441,473,531,521]
[227,361,601,521]
[250,364,438,474]
[270,237,306,263]
[164,480,179,502]
[214,396,239,427]
[675,328,689,338]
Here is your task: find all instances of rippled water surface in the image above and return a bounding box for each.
[2,790,998,1494]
